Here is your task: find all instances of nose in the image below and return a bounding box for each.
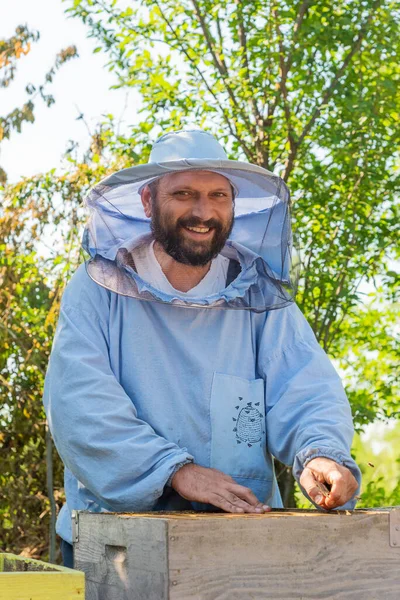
[190,194,215,222]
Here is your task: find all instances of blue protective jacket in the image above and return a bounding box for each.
[44,256,361,543]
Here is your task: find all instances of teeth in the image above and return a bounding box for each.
[187,227,210,233]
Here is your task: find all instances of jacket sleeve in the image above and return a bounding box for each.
[258,303,361,508]
[43,265,193,512]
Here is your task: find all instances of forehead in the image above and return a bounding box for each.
[158,170,232,189]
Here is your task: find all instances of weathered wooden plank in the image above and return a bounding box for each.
[74,512,169,600]
[167,511,400,600]
[0,553,84,600]
[74,510,400,600]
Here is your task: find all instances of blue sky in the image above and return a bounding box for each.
[1,0,138,182]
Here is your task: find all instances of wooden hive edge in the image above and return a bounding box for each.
[76,507,399,521]
[0,554,85,600]
[0,553,81,573]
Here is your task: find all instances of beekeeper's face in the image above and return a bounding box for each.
[141,171,235,266]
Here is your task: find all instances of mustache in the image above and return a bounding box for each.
[178,217,223,230]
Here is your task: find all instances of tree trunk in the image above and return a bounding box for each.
[275,460,296,508]
[45,422,57,563]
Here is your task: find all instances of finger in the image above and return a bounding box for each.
[325,470,358,509]
[225,491,265,513]
[211,491,266,514]
[210,493,245,514]
[300,468,327,506]
[230,484,262,507]
[229,485,269,513]
[323,472,346,508]
[230,487,271,513]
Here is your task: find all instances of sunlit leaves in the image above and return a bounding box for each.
[0,27,78,182]
[0,121,142,556]
[0,25,39,89]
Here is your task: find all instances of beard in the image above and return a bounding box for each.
[150,202,234,267]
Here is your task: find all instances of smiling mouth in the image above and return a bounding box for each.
[183,226,214,237]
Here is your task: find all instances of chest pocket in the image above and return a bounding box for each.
[210,372,270,480]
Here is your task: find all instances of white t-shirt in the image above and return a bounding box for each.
[131,241,230,297]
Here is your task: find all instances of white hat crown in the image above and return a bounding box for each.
[149,129,228,163]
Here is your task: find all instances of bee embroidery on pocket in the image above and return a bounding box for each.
[232,398,265,447]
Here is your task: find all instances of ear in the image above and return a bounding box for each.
[141,185,152,218]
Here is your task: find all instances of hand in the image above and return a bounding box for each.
[171,463,271,514]
[300,457,358,510]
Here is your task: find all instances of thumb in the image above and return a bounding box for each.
[300,467,328,506]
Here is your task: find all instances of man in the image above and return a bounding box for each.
[43,129,360,566]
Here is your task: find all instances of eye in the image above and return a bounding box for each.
[212,191,230,199]
[173,190,191,198]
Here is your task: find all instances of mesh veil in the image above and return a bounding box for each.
[82,160,298,312]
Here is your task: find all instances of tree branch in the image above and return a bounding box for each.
[190,0,254,135]
[273,11,299,180]
[317,196,397,351]
[0,320,47,375]
[153,0,254,160]
[288,0,382,179]
[235,0,266,165]
[323,169,367,260]
[190,0,227,74]
[265,1,313,174]
[0,372,13,392]
[286,0,313,73]
[266,0,312,125]
[299,242,314,313]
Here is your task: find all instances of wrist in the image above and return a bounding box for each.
[170,462,194,489]
[167,459,194,488]
[306,457,337,469]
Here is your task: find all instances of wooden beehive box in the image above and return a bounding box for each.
[73,508,400,600]
[0,552,85,599]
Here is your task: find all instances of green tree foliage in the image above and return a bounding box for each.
[0,25,78,558]
[1,0,399,557]
[0,124,141,558]
[353,420,400,506]
[0,181,65,557]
